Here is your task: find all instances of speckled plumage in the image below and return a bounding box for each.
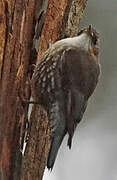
[31,25,100,170]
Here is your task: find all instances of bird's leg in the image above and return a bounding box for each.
[19,94,39,105]
[18,89,39,106]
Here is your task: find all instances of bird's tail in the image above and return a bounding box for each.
[47,130,66,170]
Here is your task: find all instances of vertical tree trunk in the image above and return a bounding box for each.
[0,0,87,180]
[0,0,37,179]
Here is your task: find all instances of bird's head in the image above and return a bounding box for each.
[77,25,100,57]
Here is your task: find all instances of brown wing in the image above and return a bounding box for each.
[62,47,100,148]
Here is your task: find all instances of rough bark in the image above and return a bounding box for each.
[0,0,37,179]
[0,0,87,180]
[37,0,87,61]
[21,106,50,180]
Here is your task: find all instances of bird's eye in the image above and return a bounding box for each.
[91,32,97,45]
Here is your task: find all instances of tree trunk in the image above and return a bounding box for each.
[0,0,87,180]
[0,0,37,179]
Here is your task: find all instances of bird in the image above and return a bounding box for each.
[31,25,100,170]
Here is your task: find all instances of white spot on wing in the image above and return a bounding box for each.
[48,73,51,78]
[46,68,49,73]
[53,62,56,68]
[40,65,45,72]
[42,82,45,88]
[50,71,53,77]
[51,76,54,89]
[47,86,51,92]
[42,76,46,82]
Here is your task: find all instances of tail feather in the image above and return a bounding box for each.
[47,131,66,170]
[67,135,72,149]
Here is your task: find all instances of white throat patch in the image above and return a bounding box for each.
[55,33,90,52]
